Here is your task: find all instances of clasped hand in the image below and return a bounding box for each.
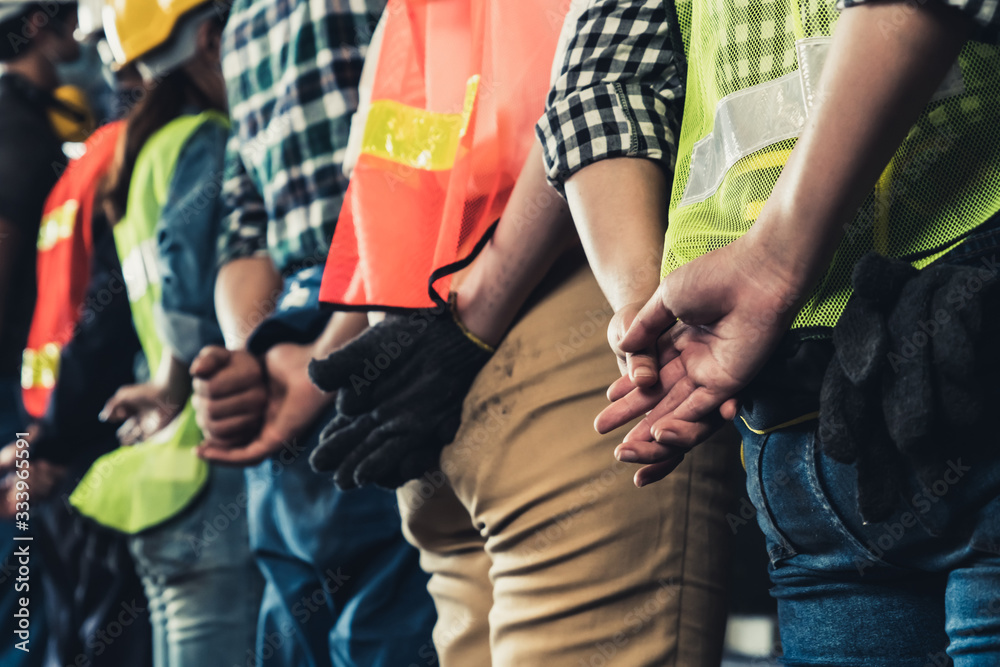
[599,235,804,487]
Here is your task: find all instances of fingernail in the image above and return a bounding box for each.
[652,429,675,443]
[632,368,655,381]
[616,447,638,463]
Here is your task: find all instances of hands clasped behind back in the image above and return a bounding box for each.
[308,304,493,491]
[599,234,805,487]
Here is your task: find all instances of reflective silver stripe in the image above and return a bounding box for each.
[679,70,805,207]
[120,237,162,303]
[678,37,965,208]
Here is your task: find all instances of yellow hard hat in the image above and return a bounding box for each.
[102,0,214,70]
[48,85,97,142]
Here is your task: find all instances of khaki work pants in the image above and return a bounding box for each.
[399,258,739,666]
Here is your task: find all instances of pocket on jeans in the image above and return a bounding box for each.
[742,429,798,566]
[747,425,888,570]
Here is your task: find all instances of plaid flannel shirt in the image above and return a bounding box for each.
[219,0,380,275]
[536,0,686,194]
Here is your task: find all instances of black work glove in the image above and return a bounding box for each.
[820,252,1000,522]
[307,299,494,490]
[818,254,926,521]
[819,253,914,466]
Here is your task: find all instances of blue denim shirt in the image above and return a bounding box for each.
[154,120,228,364]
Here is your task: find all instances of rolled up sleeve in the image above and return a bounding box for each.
[537,0,687,194]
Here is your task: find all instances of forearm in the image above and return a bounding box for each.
[311,311,371,358]
[155,349,194,408]
[214,256,282,350]
[455,141,576,347]
[563,158,667,311]
[750,0,972,293]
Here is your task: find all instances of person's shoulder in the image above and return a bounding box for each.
[0,107,60,176]
[0,85,42,133]
[0,78,60,146]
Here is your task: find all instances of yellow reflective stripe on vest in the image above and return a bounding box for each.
[20,343,61,390]
[360,75,479,171]
[36,200,79,252]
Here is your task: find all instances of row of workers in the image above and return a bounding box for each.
[1,0,999,664]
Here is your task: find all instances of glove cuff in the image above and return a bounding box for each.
[448,292,496,354]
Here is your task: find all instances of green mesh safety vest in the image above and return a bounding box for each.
[666,0,1000,330]
[70,111,228,534]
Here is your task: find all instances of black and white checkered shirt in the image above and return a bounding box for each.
[536,0,686,194]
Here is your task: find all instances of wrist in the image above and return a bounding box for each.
[448,293,496,353]
[742,197,841,304]
[453,281,511,349]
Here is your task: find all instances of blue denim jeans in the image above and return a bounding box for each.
[244,406,436,667]
[738,220,1000,666]
[738,419,1000,666]
[242,266,435,667]
[128,465,262,667]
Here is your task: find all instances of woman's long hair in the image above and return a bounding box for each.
[99,24,226,225]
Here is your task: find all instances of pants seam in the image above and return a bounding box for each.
[672,456,694,667]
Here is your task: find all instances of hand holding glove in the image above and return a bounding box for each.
[308,297,494,489]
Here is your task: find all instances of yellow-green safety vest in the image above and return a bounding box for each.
[70,111,229,534]
[666,0,1000,331]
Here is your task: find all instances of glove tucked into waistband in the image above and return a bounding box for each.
[819,252,1000,522]
[307,297,494,490]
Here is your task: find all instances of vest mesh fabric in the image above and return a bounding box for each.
[668,0,1000,330]
[69,112,227,535]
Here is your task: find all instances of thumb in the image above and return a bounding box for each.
[100,387,145,423]
[611,305,659,387]
[198,403,309,467]
[309,343,368,393]
[619,282,678,355]
[190,345,231,379]
[197,423,297,467]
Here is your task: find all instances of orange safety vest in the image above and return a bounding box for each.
[21,121,124,418]
[320,0,569,309]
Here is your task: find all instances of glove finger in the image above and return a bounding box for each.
[318,412,353,446]
[354,438,442,490]
[883,269,945,454]
[309,413,377,476]
[308,349,366,393]
[334,417,423,489]
[818,360,860,463]
[931,273,982,427]
[331,418,409,489]
[833,297,887,385]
